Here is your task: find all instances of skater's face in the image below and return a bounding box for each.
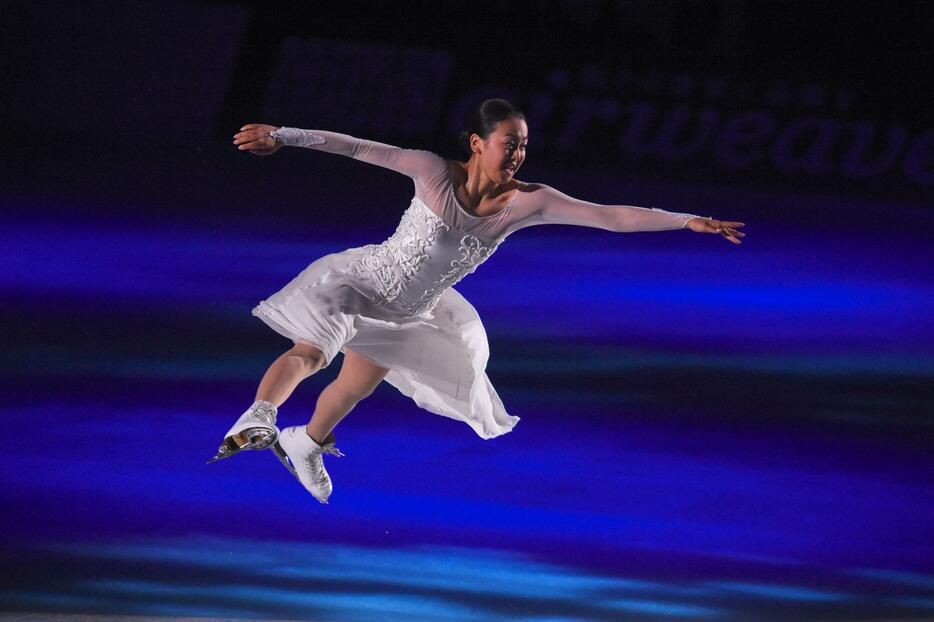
[471,116,528,183]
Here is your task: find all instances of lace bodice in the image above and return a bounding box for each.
[343,197,500,316]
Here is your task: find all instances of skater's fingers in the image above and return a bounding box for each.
[232,130,256,144]
[712,223,743,244]
[237,138,266,151]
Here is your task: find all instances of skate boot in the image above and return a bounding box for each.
[271,426,345,504]
[206,399,280,464]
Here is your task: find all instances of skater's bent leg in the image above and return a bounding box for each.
[255,342,327,407]
[306,348,390,444]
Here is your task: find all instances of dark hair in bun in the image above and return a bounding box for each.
[458,98,525,156]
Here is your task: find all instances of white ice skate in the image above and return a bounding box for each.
[206,399,280,464]
[271,426,345,504]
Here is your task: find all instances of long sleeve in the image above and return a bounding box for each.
[270,126,445,181]
[509,183,701,233]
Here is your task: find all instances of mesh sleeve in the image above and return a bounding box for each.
[270,127,446,181]
[512,183,701,232]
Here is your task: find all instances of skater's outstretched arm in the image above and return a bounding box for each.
[233,123,445,181]
[509,183,702,232]
[505,183,745,243]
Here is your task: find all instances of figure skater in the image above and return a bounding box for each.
[208,98,744,504]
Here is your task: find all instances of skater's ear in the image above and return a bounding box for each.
[469,132,486,155]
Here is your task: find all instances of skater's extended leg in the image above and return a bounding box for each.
[306,348,390,444]
[255,342,328,407]
[274,349,388,503]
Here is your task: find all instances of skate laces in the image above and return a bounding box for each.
[303,444,345,484]
[304,453,328,483]
[321,445,346,457]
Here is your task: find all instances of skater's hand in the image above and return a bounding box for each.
[233,124,284,156]
[687,217,745,245]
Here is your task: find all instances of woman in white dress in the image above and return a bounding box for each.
[208,99,745,504]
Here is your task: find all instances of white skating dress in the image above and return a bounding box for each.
[252,128,701,439]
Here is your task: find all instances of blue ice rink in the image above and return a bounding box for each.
[2,186,932,620]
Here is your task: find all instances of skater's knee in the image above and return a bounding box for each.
[334,348,388,401]
[289,342,327,372]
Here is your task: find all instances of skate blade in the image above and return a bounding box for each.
[270,441,299,478]
[206,427,279,465]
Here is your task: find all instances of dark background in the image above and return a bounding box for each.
[2,1,933,620]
